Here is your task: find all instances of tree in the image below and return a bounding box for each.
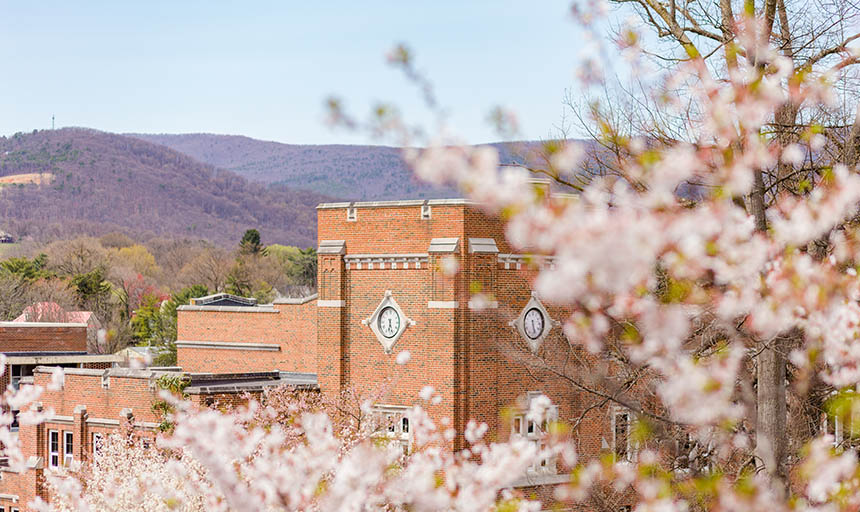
[238,228,267,256]
[130,292,169,348]
[17,3,860,511]
[0,253,51,280]
[178,247,232,293]
[152,284,210,366]
[69,267,112,316]
[286,247,317,289]
[552,0,860,493]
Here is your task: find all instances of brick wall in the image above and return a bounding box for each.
[1,369,162,509]
[0,324,87,353]
[176,300,317,373]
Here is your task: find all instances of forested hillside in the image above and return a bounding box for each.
[0,129,328,246]
[130,133,542,200]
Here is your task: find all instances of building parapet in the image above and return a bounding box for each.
[273,293,318,305]
[0,321,88,328]
[317,198,472,209]
[5,354,123,365]
[177,305,278,313]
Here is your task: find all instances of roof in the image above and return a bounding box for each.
[184,371,318,394]
[12,302,97,325]
[189,293,258,307]
[31,367,319,394]
[316,198,473,209]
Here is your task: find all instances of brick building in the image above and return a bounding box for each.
[0,322,123,509]
[1,366,316,508]
[175,199,628,490]
[2,198,635,508]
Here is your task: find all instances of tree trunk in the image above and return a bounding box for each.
[756,336,788,495]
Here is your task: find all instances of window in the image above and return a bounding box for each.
[613,409,637,461]
[9,364,35,389]
[10,508,17,512]
[10,365,21,389]
[371,405,410,455]
[92,432,103,457]
[48,430,59,468]
[511,392,558,474]
[63,431,74,466]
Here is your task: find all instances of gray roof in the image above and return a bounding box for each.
[185,371,318,394]
[190,293,258,307]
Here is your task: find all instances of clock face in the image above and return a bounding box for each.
[378,306,401,338]
[523,308,544,340]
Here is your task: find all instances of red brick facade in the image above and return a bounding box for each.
[177,297,317,374]
[0,323,87,353]
[173,200,615,484]
[2,368,162,509]
[2,198,632,508]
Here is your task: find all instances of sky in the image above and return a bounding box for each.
[0,1,588,146]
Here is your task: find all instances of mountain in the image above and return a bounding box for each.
[0,128,328,247]
[128,133,540,200]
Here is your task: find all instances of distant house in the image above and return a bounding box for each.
[13,302,103,352]
[0,231,14,243]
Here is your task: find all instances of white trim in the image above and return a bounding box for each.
[509,293,560,353]
[468,238,499,254]
[428,301,458,309]
[344,254,429,270]
[362,291,415,354]
[5,354,123,365]
[317,198,473,209]
[273,294,318,305]
[509,473,570,488]
[92,432,103,456]
[175,340,280,352]
[468,300,499,309]
[48,429,59,469]
[498,253,556,270]
[63,431,74,467]
[86,418,121,427]
[0,322,88,328]
[46,415,73,425]
[317,300,345,307]
[428,238,459,253]
[318,240,346,255]
[0,494,19,502]
[176,305,278,313]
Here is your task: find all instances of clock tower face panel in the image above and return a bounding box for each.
[378,306,400,338]
[523,308,544,340]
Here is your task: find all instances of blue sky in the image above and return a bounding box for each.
[0,1,587,145]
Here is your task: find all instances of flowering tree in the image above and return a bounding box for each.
[7,1,860,511]
[392,0,860,507]
[37,386,556,511]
